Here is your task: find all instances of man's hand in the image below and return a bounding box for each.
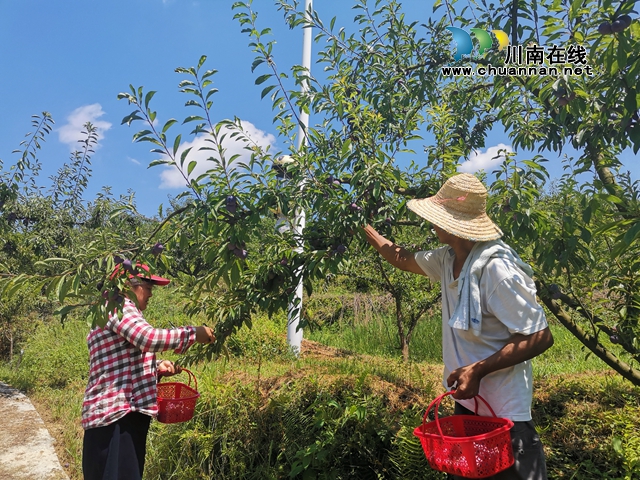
[195,325,216,344]
[447,363,483,399]
[157,360,181,377]
[447,328,555,400]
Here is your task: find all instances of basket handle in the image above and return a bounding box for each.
[423,390,498,438]
[158,367,198,393]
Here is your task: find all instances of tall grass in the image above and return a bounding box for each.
[533,321,611,376]
[306,312,443,363]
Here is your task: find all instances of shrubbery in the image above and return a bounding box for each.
[146,373,438,480]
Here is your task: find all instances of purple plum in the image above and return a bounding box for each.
[225,195,238,214]
[598,21,613,34]
[233,248,248,259]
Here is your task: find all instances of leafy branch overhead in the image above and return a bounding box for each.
[2,0,640,381]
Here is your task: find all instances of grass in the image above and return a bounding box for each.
[306,310,443,363]
[0,287,638,479]
[534,320,612,377]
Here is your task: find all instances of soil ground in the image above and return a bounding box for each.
[0,381,69,479]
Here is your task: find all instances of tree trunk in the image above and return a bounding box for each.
[401,336,409,363]
[395,296,410,362]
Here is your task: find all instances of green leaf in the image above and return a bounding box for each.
[144,90,156,109]
[255,74,272,85]
[147,158,171,168]
[624,89,637,117]
[54,305,75,319]
[187,160,197,176]
[261,85,277,99]
[180,147,193,166]
[623,220,640,246]
[173,134,182,156]
[162,119,178,133]
[57,277,71,302]
[183,115,205,124]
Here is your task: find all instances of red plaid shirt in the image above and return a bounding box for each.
[82,299,196,430]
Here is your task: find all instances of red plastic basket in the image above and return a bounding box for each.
[413,391,514,478]
[156,368,200,424]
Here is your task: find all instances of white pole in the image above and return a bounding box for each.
[287,0,312,356]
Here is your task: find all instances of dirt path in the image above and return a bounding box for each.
[0,382,69,480]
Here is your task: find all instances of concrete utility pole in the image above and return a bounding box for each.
[287,0,313,356]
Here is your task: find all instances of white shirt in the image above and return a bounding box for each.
[415,245,548,421]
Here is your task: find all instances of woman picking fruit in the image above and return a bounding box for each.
[81,263,215,480]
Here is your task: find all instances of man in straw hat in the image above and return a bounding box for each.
[363,173,553,479]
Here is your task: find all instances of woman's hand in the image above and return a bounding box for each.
[195,325,216,344]
[157,360,181,377]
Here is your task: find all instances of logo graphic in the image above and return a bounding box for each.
[446,27,509,61]
[441,27,592,78]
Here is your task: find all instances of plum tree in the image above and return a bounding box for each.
[4,0,640,379]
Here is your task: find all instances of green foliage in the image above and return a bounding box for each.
[4,0,640,389]
[608,407,640,480]
[534,373,640,478]
[0,283,53,361]
[49,123,98,216]
[146,372,438,480]
[9,318,89,390]
[226,312,291,358]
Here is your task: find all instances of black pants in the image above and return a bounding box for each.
[449,402,548,480]
[83,412,152,480]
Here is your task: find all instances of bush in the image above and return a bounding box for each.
[226,312,292,359]
[146,371,440,480]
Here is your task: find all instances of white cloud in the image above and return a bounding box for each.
[458,143,513,174]
[58,104,112,150]
[158,120,276,189]
[128,157,141,165]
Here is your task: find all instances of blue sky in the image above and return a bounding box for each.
[1,1,636,218]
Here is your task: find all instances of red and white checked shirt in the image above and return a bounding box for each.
[82,299,196,430]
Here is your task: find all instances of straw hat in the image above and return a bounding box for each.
[407,173,503,241]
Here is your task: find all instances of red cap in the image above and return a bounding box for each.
[110,262,171,286]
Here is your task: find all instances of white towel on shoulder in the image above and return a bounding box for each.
[448,240,534,336]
